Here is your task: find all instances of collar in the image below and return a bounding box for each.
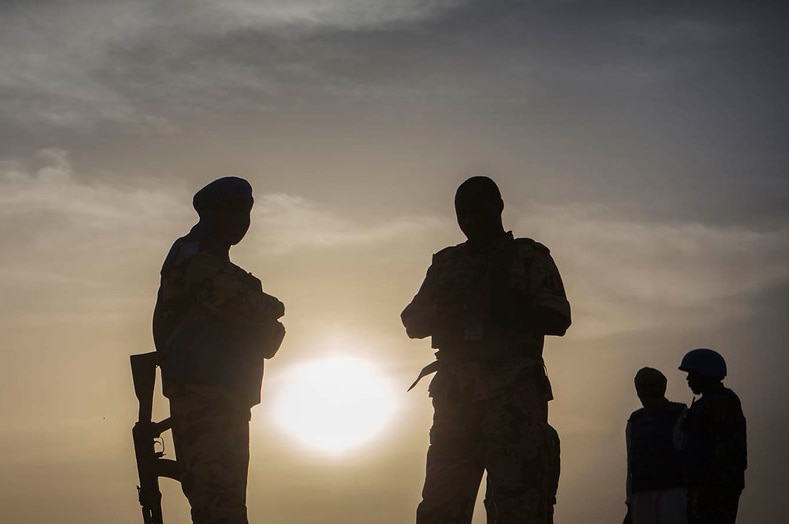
[467,230,513,253]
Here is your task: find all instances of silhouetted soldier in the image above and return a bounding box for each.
[153,177,285,524]
[676,349,746,524]
[624,367,687,524]
[401,176,571,524]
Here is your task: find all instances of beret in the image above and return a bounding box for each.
[193,176,253,217]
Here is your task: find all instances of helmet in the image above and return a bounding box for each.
[678,348,727,378]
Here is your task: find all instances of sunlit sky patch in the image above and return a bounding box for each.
[271,355,399,455]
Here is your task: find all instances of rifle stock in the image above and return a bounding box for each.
[131,352,180,524]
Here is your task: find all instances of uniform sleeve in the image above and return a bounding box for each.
[532,252,571,327]
[184,251,284,325]
[703,394,748,482]
[521,250,571,336]
[401,259,440,339]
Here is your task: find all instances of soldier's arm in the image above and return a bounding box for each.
[705,394,748,480]
[520,249,571,336]
[401,262,440,339]
[229,264,286,320]
[185,252,285,325]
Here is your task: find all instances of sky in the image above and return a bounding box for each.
[0,1,787,523]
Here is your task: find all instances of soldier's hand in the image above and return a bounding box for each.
[258,293,284,319]
[433,300,477,340]
[401,302,438,339]
[261,320,286,359]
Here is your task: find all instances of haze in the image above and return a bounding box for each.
[0,1,787,523]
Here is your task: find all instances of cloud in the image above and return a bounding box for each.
[0,149,191,323]
[1,149,786,338]
[250,193,445,254]
[0,3,154,128]
[0,149,445,250]
[516,204,789,338]
[0,149,443,294]
[0,148,452,334]
[0,149,189,238]
[196,0,464,30]
[0,1,463,128]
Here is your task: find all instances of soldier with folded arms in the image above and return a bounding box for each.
[402,176,571,524]
[153,177,285,524]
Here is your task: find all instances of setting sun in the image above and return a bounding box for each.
[271,356,399,454]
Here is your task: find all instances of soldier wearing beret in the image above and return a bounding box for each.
[153,177,285,524]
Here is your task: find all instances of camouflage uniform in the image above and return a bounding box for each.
[678,386,746,524]
[402,232,570,524]
[170,386,251,524]
[154,226,284,524]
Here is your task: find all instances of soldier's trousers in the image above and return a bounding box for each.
[170,392,251,524]
[687,482,741,524]
[416,379,560,524]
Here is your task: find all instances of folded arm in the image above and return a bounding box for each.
[519,251,571,336]
[401,263,440,339]
[185,252,285,325]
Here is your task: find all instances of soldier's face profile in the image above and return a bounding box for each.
[214,204,252,246]
[454,196,502,243]
[686,371,703,395]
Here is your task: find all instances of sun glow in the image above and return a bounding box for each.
[271,356,398,454]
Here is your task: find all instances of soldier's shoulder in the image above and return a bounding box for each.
[175,236,203,259]
[628,407,646,422]
[716,387,744,410]
[513,237,551,255]
[178,239,202,260]
[722,386,741,400]
[162,235,199,268]
[161,234,221,277]
[432,242,468,262]
[667,401,688,413]
[512,238,553,267]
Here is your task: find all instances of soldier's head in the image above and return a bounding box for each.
[678,348,726,395]
[454,176,505,244]
[193,176,254,247]
[634,367,667,409]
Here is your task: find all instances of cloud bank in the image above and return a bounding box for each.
[2,149,786,338]
[519,204,789,337]
[0,0,463,128]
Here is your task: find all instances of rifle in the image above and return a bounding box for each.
[131,352,181,524]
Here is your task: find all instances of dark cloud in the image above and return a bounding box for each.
[1,1,785,229]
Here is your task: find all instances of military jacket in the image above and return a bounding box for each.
[153,227,284,407]
[402,232,570,401]
[678,386,747,489]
